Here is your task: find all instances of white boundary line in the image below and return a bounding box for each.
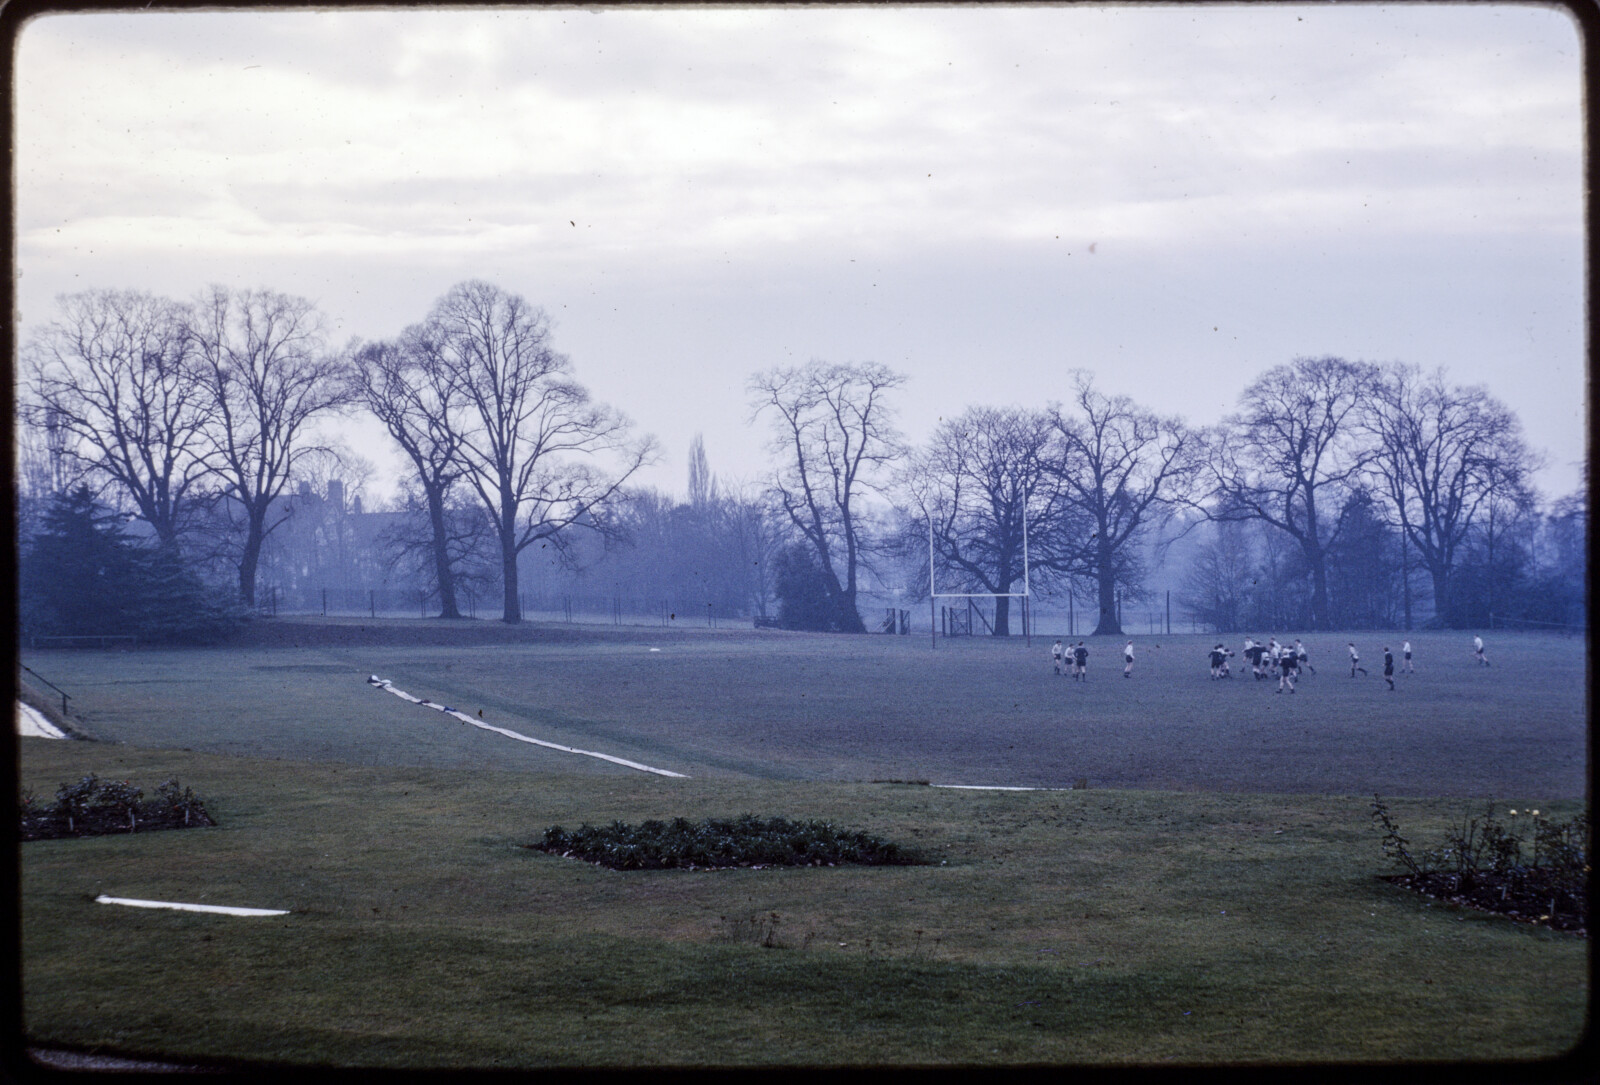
[96,895,288,917]
[931,784,1073,792]
[16,702,65,739]
[366,676,688,778]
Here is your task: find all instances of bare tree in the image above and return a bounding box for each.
[1049,373,1197,636]
[1179,520,1258,634]
[1364,364,1541,622]
[1199,356,1381,630]
[749,360,906,634]
[900,406,1079,635]
[22,290,214,549]
[419,280,656,623]
[687,432,717,508]
[350,335,471,618]
[188,286,351,605]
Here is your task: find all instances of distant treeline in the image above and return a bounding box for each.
[16,282,1585,641]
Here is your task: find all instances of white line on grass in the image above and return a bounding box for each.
[16,702,65,739]
[95,895,288,917]
[931,784,1074,792]
[366,676,688,778]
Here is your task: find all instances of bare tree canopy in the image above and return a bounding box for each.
[1199,355,1382,630]
[749,359,906,634]
[189,285,351,605]
[417,280,657,623]
[1050,372,1196,636]
[22,289,214,548]
[1363,364,1542,618]
[900,406,1079,636]
[350,333,471,619]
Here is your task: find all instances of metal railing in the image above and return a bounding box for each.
[19,664,71,716]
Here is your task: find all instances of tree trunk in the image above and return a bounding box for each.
[497,498,522,623]
[832,587,866,633]
[1307,549,1331,630]
[500,536,522,623]
[1429,563,1451,625]
[237,525,263,607]
[994,594,1011,636]
[426,488,463,619]
[1091,540,1121,636]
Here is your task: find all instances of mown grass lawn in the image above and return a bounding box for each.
[17,626,1587,798]
[19,739,1586,1069]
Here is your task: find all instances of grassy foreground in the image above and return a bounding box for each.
[18,739,1586,1069]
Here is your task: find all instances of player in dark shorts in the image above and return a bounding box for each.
[1073,642,1089,682]
[1348,643,1367,677]
[1383,647,1395,690]
[1294,639,1314,675]
[1209,644,1226,679]
[1276,648,1297,693]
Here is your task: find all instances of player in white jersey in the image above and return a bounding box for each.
[1123,640,1135,678]
[1402,640,1414,673]
[1473,635,1489,666]
[1051,639,1065,676]
[1348,643,1367,677]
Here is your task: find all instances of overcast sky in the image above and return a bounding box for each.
[14,3,1586,505]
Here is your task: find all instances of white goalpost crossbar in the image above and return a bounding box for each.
[927,500,1031,646]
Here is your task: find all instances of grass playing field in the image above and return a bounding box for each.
[14,621,1590,1069]
[20,623,1588,797]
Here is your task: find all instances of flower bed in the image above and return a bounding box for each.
[20,774,214,841]
[530,814,923,870]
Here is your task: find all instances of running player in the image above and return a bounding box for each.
[1209,644,1226,680]
[1473,635,1489,666]
[1276,645,1297,693]
[1073,641,1089,682]
[1402,640,1414,673]
[1052,639,1065,676]
[1123,640,1135,678]
[1294,638,1314,675]
[1383,646,1395,690]
[1348,643,1367,677]
[1244,637,1264,679]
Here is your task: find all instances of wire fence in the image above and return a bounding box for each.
[256,585,761,627]
[1487,613,1587,634]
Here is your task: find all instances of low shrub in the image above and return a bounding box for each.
[1371,795,1587,934]
[19,774,215,841]
[530,814,924,870]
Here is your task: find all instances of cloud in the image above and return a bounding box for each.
[14,4,1585,498]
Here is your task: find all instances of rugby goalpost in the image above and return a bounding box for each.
[926,498,1032,649]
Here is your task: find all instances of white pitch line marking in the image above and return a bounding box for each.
[16,702,65,739]
[366,677,688,778]
[931,784,1073,792]
[96,895,288,917]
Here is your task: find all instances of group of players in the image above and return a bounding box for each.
[1051,638,1138,682]
[1051,634,1494,693]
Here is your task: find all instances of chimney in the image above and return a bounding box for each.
[352,495,362,515]
[328,479,344,511]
